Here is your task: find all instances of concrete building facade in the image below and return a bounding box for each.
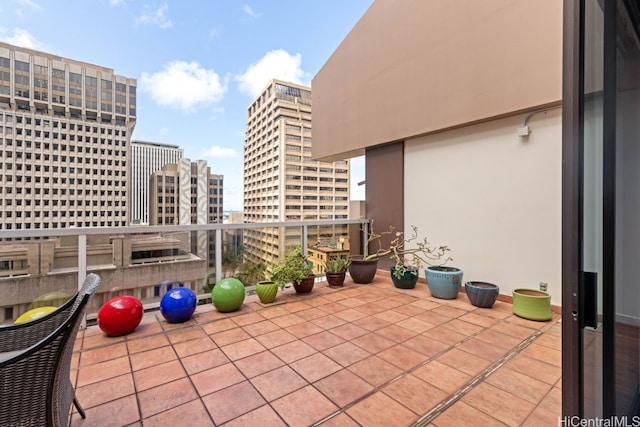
[243,79,350,265]
[130,140,183,225]
[0,42,137,230]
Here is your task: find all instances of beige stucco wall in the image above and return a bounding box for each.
[312,0,562,162]
[404,109,562,305]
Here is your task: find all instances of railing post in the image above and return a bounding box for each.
[215,229,222,283]
[362,221,369,257]
[302,225,308,255]
[78,234,87,328]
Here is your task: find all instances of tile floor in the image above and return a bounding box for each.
[70,274,562,427]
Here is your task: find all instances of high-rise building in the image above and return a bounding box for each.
[130,140,183,225]
[0,42,137,230]
[243,79,350,265]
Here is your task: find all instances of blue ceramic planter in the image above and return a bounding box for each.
[425,266,463,299]
[465,281,499,308]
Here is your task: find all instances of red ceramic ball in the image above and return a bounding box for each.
[97,295,143,336]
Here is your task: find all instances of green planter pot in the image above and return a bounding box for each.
[425,266,463,299]
[256,281,278,304]
[512,288,552,321]
[389,266,419,289]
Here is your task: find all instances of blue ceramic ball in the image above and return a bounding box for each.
[212,278,245,312]
[160,287,197,323]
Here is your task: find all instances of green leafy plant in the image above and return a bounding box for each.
[322,257,351,273]
[270,246,314,289]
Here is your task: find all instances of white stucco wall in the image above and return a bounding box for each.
[404,109,562,306]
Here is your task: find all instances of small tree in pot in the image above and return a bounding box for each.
[271,246,316,294]
[323,257,351,287]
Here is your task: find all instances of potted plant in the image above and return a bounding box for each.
[271,246,316,294]
[323,257,351,287]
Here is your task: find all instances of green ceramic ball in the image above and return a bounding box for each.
[211,278,246,312]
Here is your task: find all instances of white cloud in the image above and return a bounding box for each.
[17,0,40,10]
[136,2,173,29]
[235,49,310,98]
[0,28,45,50]
[109,0,128,5]
[203,146,237,159]
[140,61,228,111]
[242,4,261,18]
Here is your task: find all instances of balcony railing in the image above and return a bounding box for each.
[0,219,370,325]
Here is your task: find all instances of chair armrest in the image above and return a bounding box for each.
[0,349,25,365]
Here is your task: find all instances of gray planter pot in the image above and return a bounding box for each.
[465,281,499,308]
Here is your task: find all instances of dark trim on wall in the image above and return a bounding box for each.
[365,142,404,269]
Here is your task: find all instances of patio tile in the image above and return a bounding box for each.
[457,337,510,362]
[475,328,524,349]
[413,310,451,326]
[285,320,325,338]
[75,373,135,409]
[133,359,186,391]
[200,318,238,335]
[322,341,372,367]
[432,400,508,427]
[260,305,293,319]
[463,382,536,426]
[436,348,492,377]
[346,391,417,427]
[302,330,345,351]
[412,359,472,394]
[486,366,553,405]
[328,322,369,340]
[294,307,331,321]
[333,307,369,322]
[408,299,441,311]
[395,316,436,334]
[422,324,468,346]
[70,394,140,427]
[402,333,450,357]
[431,305,467,319]
[202,381,265,425]
[129,346,177,371]
[353,302,388,315]
[520,342,562,367]
[319,412,361,427]
[352,315,391,331]
[180,348,230,375]
[126,334,171,354]
[373,309,409,323]
[270,313,306,328]
[142,399,214,427]
[441,318,485,336]
[459,311,500,328]
[254,329,298,349]
[382,373,448,415]
[377,344,430,370]
[172,336,216,358]
[222,404,287,427]
[339,297,368,308]
[233,350,285,378]
[166,325,207,344]
[190,363,245,396]
[270,339,317,363]
[231,312,267,327]
[310,314,349,329]
[375,323,418,343]
[539,384,562,413]
[210,327,251,347]
[392,302,429,317]
[271,385,339,427]
[489,321,536,340]
[506,354,561,385]
[281,300,313,313]
[290,352,342,382]
[348,355,403,387]
[220,337,267,361]
[76,356,131,387]
[315,369,375,406]
[250,365,308,401]
[534,332,562,351]
[79,342,128,366]
[240,319,281,336]
[351,331,396,353]
[522,405,561,427]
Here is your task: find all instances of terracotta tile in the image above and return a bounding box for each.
[190,363,245,396]
[137,377,199,419]
[270,340,317,363]
[431,305,467,319]
[422,324,468,346]
[233,350,285,378]
[413,310,451,326]
[474,305,512,320]
[285,321,325,338]
[396,316,436,334]
[463,382,536,426]
[281,301,313,313]
[201,318,238,335]
[172,336,217,358]
[322,341,372,367]
[351,331,397,354]
[535,333,561,351]
[506,314,550,329]
[259,305,291,319]
[143,400,213,426]
[348,355,403,387]
[538,384,562,413]
[231,312,267,327]
[413,359,471,394]
[441,318,484,335]
[221,337,267,361]
[377,344,429,370]
[294,307,330,321]
[70,394,140,427]
[314,302,349,315]
[270,313,306,328]
[75,373,135,409]
[436,348,491,377]
[383,374,448,415]
[271,385,339,427]
[241,319,281,336]
[457,337,510,362]
[222,404,287,427]
[310,314,348,329]
[254,329,298,349]
[339,297,368,308]
[522,405,561,427]
[76,356,131,387]
[486,367,552,404]
[374,299,405,310]
[290,352,342,382]
[353,302,388,315]
[346,391,417,426]
[126,334,171,354]
[181,348,230,375]
[129,346,177,371]
[328,322,369,340]
[79,342,128,366]
[302,330,345,351]
[458,311,499,328]
[133,359,186,391]
[505,354,561,385]
[202,381,266,424]
[402,334,450,357]
[315,368,374,406]
[250,365,308,401]
[82,330,125,350]
[391,302,428,317]
[210,327,251,347]
[432,400,508,427]
[520,343,562,367]
[490,321,536,340]
[318,412,361,427]
[352,315,391,331]
[375,323,418,343]
[166,325,206,344]
[475,328,524,349]
[333,308,369,322]
[373,309,409,323]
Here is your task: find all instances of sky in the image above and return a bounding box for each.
[0,0,372,211]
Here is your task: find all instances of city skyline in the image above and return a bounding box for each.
[0,0,371,211]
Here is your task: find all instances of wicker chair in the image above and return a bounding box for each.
[0,273,101,427]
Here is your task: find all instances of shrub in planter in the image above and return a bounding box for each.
[271,246,316,294]
[323,257,351,287]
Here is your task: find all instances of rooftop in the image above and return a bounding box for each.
[71,274,561,426]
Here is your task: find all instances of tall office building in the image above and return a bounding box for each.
[130,140,183,225]
[0,42,136,230]
[243,80,350,265]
